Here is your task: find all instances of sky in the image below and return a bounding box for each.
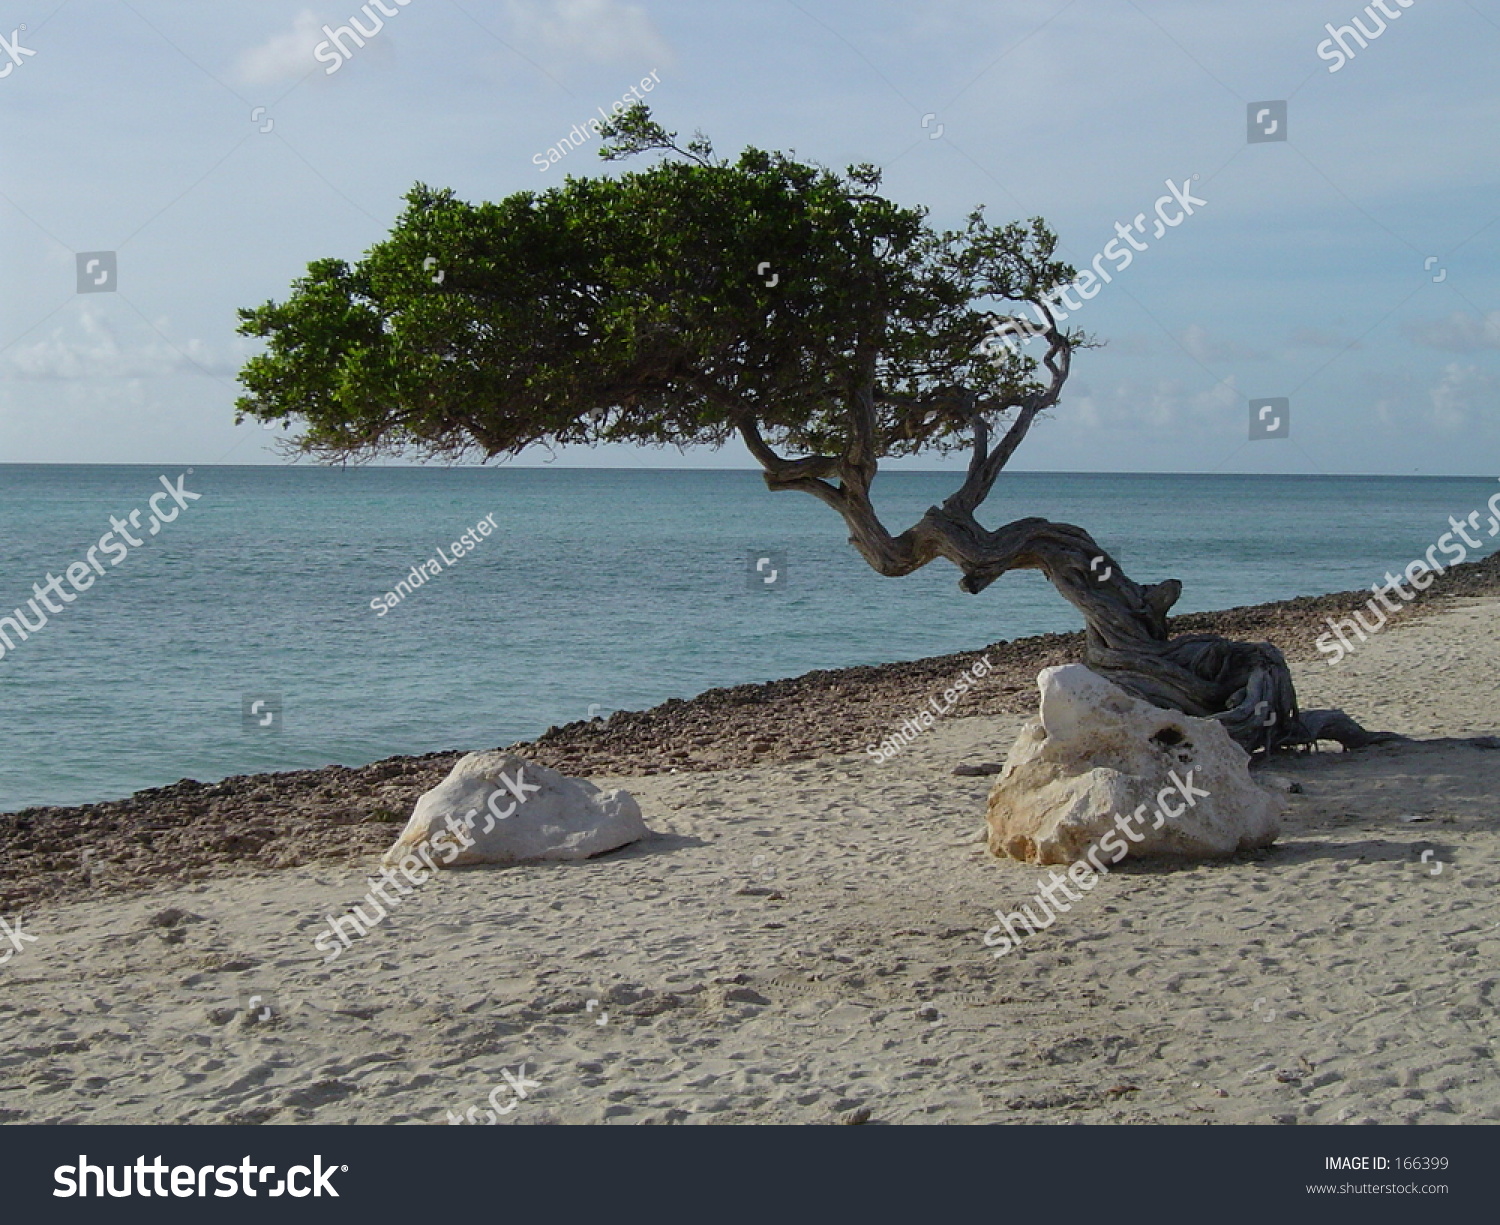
[1,0,1497,476]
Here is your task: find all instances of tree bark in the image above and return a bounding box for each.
[829,493,1399,754]
[921,512,1402,755]
[735,322,1402,757]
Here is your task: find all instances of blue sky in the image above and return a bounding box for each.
[1,0,1496,475]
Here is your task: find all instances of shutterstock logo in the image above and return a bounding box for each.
[54,1155,345,1198]
[0,27,36,79]
[0,914,37,963]
[977,174,1205,366]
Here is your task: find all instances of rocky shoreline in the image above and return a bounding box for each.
[4,552,1498,909]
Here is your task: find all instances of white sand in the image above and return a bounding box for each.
[3,598,1497,1125]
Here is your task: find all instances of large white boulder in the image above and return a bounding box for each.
[382,751,649,867]
[985,664,1281,864]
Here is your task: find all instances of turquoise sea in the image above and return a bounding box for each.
[1,466,1495,812]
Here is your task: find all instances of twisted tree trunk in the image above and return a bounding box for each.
[928,513,1399,755]
[839,495,1398,755]
[734,322,1402,756]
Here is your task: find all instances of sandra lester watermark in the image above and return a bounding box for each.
[371,512,496,616]
[867,654,993,763]
[534,70,662,173]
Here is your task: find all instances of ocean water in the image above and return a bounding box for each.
[1,465,1495,812]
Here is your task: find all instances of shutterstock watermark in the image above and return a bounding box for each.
[867,654,993,762]
[0,472,201,666]
[1317,1,1418,74]
[314,0,416,75]
[445,1064,542,1123]
[980,176,1205,361]
[0,27,36,80]
[982,770,1211,958]
[55,1156,343,1198]
[313,768,540,961]
[1316,480,1500,665]
[0,914,38,964]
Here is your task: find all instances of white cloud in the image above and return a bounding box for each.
[1360,369,1416,428]
[235,10,326,86]
[1428,362,1498,431]
[1289,326,1361,350]
[2,311,245,381]
[1404,311,1500,353]
[1103,333,1152,357]
[1067,375,1238,433]
[507,0,673,67]
[1177,324,1266,364]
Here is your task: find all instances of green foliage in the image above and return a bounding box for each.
[235,105,1077,463]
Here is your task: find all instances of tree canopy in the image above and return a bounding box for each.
[235,105,1077,471]
[234,106,1393,757]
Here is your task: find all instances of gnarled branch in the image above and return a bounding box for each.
[739,321,1396,755]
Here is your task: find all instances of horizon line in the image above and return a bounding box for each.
[0,463,1493,480]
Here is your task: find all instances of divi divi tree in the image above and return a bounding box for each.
[234,105,1388,755]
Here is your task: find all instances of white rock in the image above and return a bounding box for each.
[985,664,1281,864]
[382,751,649,867]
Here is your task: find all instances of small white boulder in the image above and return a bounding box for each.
[382,751,649,867]
[985,664,1282,864]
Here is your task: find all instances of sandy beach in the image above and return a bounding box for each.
[3,0,1497,1176]
[2,587,1498,1125]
